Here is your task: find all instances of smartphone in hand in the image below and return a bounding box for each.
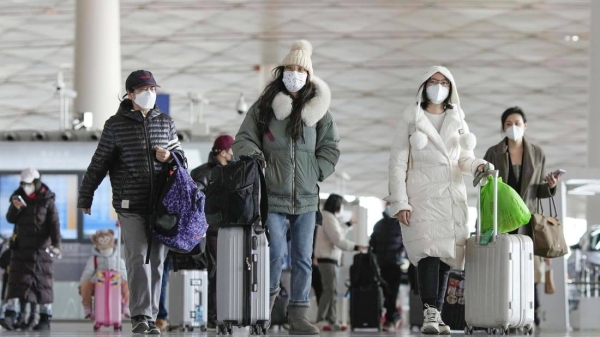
[11,195,27,207]
[552,169,566,178]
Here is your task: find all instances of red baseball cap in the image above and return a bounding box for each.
[213,135,234,152]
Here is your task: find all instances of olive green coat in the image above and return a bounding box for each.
[233,77,340,214]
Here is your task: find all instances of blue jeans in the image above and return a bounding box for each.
[267,212,316,307]
[157,257,171,320]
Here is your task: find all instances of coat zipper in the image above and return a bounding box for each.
[291,140,296,213]
[142,114,154,212]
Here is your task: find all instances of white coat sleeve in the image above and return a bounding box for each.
[322,215,356,252]
[120,258,128,282]
[386,111,412,216]
[79,256,96,285]
[458,117,489,176]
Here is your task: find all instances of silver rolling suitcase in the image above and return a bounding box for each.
[216,225,270,335]
[465,169,535,335]
[168,270,208,332]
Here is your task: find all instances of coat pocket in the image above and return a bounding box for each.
[227,184,256,225]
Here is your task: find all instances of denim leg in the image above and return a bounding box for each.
[266,213,288,296]
[289,212,316,307]
[157,256,171,320]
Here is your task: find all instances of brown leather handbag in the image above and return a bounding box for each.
[531,196,568,258]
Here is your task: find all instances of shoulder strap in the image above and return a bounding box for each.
[94,256,97,270]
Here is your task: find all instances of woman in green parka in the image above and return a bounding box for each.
[233,40,340,335]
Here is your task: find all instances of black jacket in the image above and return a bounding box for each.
[6,185,61,304]
[190,152,219,192]
[369,213,403,267]
[190,153,220,235]
[78,100,185,214]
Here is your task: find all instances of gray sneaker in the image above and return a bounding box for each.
[145,321,161,335]
[131,316,149,334]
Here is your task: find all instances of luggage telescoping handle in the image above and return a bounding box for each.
[116,220,122,286]
[476,167,499,245]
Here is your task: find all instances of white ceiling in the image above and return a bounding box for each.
[0,0,591,216]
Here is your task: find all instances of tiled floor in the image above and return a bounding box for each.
[0,322,594,337]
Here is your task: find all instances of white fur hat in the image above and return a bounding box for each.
[410,65,476,151]
[281,40,314,77]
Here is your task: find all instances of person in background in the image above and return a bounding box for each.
[314,194,365,331]
[233,40,340,335]
[483,106,560,328]
[311,227,323,305]
[78,70,185,335]
[188,134,234,330]
[79,229,129,320]
[370,202,404,332]
[0,168,61,331]
[387,66,489,335]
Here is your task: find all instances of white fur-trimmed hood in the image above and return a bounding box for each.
[271,76,331,127]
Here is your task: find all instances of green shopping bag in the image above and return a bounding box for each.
[480,176,531,234]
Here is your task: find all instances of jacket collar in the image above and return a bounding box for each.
[415,105,464,158]
[490,137,536,195]
[271,76,331,127]
[117,99,162,122]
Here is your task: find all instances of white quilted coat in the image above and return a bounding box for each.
[387,66,488,270]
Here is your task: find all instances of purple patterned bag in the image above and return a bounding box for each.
[152,155,208,254]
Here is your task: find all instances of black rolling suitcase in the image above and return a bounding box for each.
[441,270,466,331]
[347,250,384,331]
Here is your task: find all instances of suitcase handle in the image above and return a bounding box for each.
[476,167,499,245]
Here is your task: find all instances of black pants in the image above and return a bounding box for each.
[380,264,402,323]
[312,263,323,304]
[417,257,451,311]
[206,234,218,324]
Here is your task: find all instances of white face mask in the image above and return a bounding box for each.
[282,71,307,93]
[505,125,525,141]
[133,90,156,110]
[99,248,114,257]
[426,84,449,104]
[23,184,35,195]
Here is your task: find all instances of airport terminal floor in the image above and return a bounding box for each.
[0,322,593,337]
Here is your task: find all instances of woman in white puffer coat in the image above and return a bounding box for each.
[386,66,490,335]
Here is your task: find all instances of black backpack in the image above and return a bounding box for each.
[204,156,268,229]
[348,249,387,291]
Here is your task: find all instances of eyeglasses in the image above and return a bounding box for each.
[427,79,450,87]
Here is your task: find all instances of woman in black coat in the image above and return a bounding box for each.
[0,168,61,331]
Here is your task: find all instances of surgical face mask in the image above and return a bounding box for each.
[133,90,156,110]
[426,84,449,104]
[22,184,35,195]
[505,125,525,141]
[282,71,307,93]
[384,205,391,216]
[99,248,114,257]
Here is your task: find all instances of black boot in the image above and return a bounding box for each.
[32,313,50,331]
[17,312,36,331]
[0,310,17,331]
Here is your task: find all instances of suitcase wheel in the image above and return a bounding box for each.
[114,324,122,332]
[200,325,207,332]
[93,324,100,332]
[523,325,533,335]
[465,325,474,335]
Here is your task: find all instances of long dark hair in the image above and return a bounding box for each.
[419,78,453,111]
[323,194,344,214]
[257,66,317,141]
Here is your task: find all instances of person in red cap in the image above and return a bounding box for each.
[187,134,233,330]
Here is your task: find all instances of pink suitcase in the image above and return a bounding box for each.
[93,226,123,332]
[465,169,535,335]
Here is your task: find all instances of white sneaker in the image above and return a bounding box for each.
[421,305,440,335]
[437,311,451,335]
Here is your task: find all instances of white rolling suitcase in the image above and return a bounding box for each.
[168,270,208,332]
[216,225,270,335]
[465,169,535,335]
